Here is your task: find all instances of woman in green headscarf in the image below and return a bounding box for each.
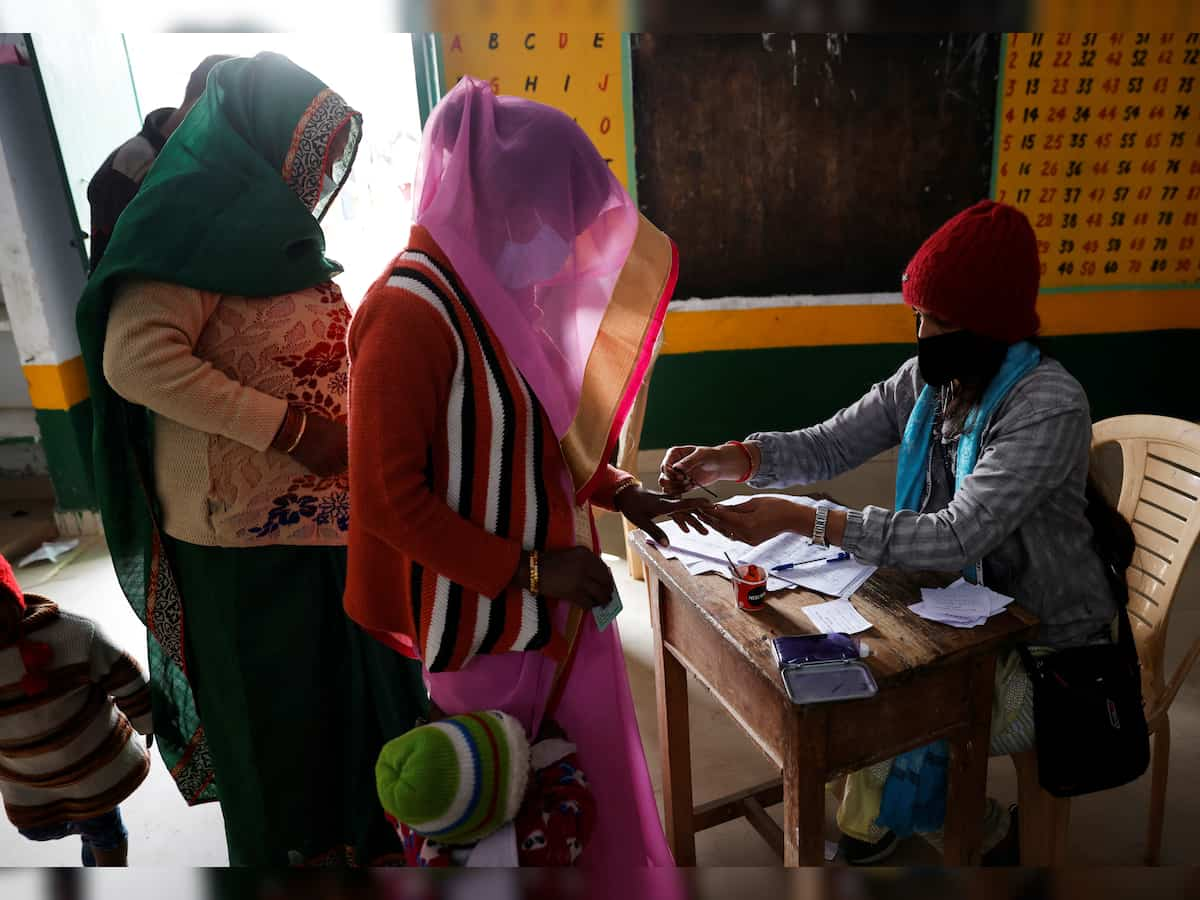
[76,52,427,866]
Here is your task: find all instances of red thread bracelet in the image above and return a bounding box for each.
[726,441,755,483]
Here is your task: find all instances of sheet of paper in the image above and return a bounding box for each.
[649,494,877,598]
[800,598,874,635]
[920,587,990,619]
[834,561,877,599]
[910,602,984,628]
[911,579,1014,629]
[17,539,80,568]
[654,532,875,597]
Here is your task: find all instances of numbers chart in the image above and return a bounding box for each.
[994,32,1200,288]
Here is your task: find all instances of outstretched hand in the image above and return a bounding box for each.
[615,485,714,545]
[698,497,806,546]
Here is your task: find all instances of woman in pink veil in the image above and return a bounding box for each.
[344,78,706,867]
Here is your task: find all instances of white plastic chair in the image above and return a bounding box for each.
[1015,415,1200,865]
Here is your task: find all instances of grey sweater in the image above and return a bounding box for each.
[748,357,1116,648]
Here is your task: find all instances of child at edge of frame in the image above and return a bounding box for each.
[0,552,154,866]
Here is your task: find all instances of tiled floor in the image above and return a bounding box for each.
[4,502,1198,867]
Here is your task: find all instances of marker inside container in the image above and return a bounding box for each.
[734,563,768,612]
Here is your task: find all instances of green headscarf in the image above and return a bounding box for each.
[75,52,361,804]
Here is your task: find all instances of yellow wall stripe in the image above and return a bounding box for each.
[661,289,1200,355]
[22,355,89,411]
[20,293,1197,402]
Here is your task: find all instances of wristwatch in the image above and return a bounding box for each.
[812,506,829,548]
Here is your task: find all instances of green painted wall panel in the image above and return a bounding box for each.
[34,401,95,510]
[642,330,1200,449]
[1039,331,1200,425]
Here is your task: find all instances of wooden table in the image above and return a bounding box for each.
[635,538,1038,866]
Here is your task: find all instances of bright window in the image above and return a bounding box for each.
[124,33,424,307]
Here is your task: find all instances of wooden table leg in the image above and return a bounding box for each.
[943,653,998,865]
[646,572,697,865]
[1014,749,1072,866]
[783,709,828,866]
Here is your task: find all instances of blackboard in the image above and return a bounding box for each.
[631,33,1002,298]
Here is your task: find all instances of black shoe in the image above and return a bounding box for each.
[839,830,899,866]
[982,804,1021,867]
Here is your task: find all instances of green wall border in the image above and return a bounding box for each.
[34,401,96,511]
[642,331,1200,449]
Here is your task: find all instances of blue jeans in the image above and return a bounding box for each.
[19,806,127,866]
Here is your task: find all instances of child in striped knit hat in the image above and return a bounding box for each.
[0,553,153,866]
[376,711,596,867]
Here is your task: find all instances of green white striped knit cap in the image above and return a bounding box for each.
[375,709,530,846]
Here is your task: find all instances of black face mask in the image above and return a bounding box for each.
[917,330,1009,388]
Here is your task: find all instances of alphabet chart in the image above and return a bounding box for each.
[437,30,634,193]
[993,32,1200,289]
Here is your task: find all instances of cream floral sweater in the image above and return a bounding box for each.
[103,279,351,547]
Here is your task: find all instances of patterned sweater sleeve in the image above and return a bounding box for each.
[103,279,288,453]
[348,287,523,600]
[88,626,153,735]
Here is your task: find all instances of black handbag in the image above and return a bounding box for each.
[1016,570,1150,798]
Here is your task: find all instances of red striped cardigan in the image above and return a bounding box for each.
[345,229,631,672]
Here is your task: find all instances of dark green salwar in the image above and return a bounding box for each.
[171,540,427,866]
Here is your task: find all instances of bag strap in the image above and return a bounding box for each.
[1108,569,1143,675]
[543,605,585,723]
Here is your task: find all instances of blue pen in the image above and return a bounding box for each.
[771,552,849,572]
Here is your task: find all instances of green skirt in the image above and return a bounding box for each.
[170,540,427,866]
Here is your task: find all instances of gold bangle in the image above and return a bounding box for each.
[529,549,540,595]
[612,477,641,503]
[284,410,308,455]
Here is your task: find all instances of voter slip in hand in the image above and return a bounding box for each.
[909,579,1013,629]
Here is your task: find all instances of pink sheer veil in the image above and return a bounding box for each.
[412,77,640,442]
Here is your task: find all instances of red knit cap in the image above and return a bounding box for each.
[902,199,1041,343]
[0,553,23,610]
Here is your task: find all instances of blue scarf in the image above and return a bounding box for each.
[876,341,1040,838]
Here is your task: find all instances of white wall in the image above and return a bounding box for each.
[0,64,88,368]
[0,278,33,419]
[124,33,424,307]
[28,33,142,260]
[0,331,30,410]
[0,38,45,465]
